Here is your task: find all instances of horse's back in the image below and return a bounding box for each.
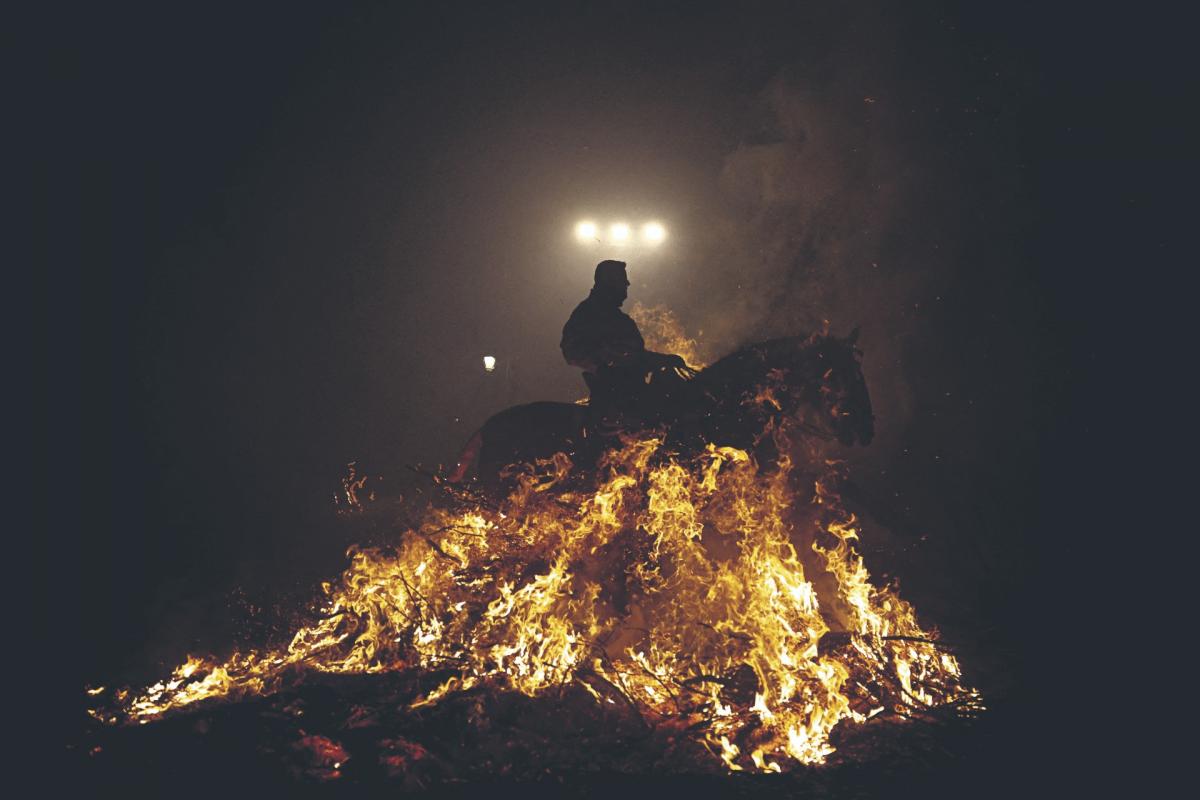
[469,331,871,489]
[478,401,587,484]
[484,401,583,433]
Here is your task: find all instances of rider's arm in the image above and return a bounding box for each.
[561,313,606,372]
[643,351,698,380]
[562,310,645,371]
[644,351,682,367]
[561,336,601,372]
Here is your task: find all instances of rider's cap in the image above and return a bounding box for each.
[594,260,629,286]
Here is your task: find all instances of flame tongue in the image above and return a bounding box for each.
[98,425,979,771]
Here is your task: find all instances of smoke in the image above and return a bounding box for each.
[712,78,895,339]
[671,10,1037,660]
[685,23,983,447]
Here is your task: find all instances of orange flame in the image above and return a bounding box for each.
[629,302,709,369]
[93,422,979,771]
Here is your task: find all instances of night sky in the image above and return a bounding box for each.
[48,1,1174,779]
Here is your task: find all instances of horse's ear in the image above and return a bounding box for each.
[846,326,860,345]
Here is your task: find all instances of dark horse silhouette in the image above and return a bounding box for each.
[448,329,873,491]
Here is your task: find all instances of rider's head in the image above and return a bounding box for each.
[593,260,630,305]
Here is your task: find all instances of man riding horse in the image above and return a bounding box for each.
[447,259,872,489]
[561,260,697,434]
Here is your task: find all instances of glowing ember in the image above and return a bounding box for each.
[91,419,980,773]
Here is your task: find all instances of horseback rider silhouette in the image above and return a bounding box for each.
[448,274,871,486]
[560,260,696,433]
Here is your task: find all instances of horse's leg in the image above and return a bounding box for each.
[447,429,484,483]
[476,421,515,493]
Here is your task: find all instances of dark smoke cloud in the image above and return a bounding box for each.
[662,13,1041,661]
[692,73,924,437]
[709,74,902,336]
[680,13,1024,460]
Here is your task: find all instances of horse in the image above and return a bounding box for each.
[446,329,873,491]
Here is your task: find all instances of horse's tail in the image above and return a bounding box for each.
[446,428,484,483]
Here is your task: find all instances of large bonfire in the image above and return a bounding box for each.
[88,310,980,778]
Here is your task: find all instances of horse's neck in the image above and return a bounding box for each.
[706,335,820,386]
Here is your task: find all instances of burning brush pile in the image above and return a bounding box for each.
[86,419,981,784]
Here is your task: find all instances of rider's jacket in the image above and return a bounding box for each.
[560,290,645,376]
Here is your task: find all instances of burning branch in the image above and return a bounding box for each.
[91,429,980,773]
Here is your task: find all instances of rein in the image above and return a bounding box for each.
[793,421,836,442]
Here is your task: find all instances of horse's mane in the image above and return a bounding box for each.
[698,332,825,386]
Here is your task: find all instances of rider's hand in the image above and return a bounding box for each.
[664,354,698,381]
[674,366,698,381]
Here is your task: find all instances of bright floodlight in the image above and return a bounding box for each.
[483,355,496,372]
[610,222,631,243]
[642,221,667,244]
[575,221,598,242]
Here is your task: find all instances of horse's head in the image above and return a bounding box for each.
[692,327,876,450]
[810,327,874,447]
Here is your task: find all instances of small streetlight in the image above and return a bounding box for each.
[482,355,496,372]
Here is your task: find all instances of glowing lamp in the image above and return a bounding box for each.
[642,221,666,244]
[609,222,630,243]
[575,221,598,242]
[483,355,496,372]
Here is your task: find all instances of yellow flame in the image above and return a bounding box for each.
[628,302,708,369]
[95,422,979,771]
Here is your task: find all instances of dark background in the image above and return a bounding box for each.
[43,0,1175,780]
